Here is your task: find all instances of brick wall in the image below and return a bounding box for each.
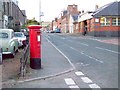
[89,18,120,37]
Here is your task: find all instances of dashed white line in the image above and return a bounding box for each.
[75,71,84,76]
[80,43,89,46]
[70,47,104,64]
[84,54,104,64]
[81,52,84,54]
[96,47,120,54]
[64,78,76,85]
[69,85,79,88]
[89,84,100,88]
[81,77,93,83]
[45,35,50,39]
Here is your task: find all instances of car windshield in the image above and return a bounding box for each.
[14,33,24,37]
[0,33,8,38]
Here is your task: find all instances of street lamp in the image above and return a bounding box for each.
[39,0,44,25]
[39,0,41,24]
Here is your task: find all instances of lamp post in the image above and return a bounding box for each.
[39,0,41,25]
[39,0,44,25]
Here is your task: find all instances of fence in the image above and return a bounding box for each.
[20,44,29,77]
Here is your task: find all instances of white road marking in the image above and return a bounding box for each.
[96,47,120,54]
[89,84,100,88]
[84,54,104,64]
[47,35,50,39]
[69,85,79,88]
[79,37,101,41]
[75,71,84,76]
[70,47,75,50]
[81,77,93,83]
[64,78,76,85]
[70,47,104,63]
[46,38,76,69]
[80,43,89,46]
[81,52,84,54]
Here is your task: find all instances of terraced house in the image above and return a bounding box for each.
[55,1,120,37]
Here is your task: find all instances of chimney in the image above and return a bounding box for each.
[82,10,84,13]
[79,11,81,14]
[95,5,99,10]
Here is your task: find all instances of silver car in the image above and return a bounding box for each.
[14,32,27,48]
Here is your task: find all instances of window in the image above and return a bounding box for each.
[118,18,120,26]
[0,33,8,38]
[112,17,120,26]
[100,17,110,26]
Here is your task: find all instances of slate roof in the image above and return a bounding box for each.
[72,14,79,22]
[93,1,120,17]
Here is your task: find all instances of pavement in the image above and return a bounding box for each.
[19,35,74,82]
[2,33,74,87]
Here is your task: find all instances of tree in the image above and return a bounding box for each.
[22,18,40,29]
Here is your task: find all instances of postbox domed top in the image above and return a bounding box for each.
[28,25,42,29]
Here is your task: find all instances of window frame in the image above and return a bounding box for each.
[100,17,110,26]
[112,17,120,26]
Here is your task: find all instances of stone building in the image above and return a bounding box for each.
[2,0,26,31]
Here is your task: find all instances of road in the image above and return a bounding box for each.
[45,33,119,88]
[6,32,119,89]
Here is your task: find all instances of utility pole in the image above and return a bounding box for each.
[39,0,41,25]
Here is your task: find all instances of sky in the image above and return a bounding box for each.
[17,0,118,22]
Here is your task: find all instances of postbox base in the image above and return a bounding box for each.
[30,58,41,69]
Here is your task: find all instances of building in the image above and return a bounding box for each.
[92,1,120,37]
[0,0,3,28]
[58,4,80,33]
[42,21,51,31]
[78,1,120,37]
[2,0,26,31]
[69,14,79,33]
[78,11,93,35]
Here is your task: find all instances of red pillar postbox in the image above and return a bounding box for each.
[28,25,42,69]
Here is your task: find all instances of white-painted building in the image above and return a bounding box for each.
[69,15,74,33]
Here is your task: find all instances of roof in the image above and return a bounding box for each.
[0,29,14,32]
[78,12,93,22]
[93,1,120,17]
[72,14,79,22]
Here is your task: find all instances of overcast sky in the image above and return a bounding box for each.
[17,0,118,22]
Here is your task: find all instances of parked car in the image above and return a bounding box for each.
[50,30,55,33]
[0,29,19,58]
[0,45,2,64]
[14,32,27,48]
[20,29,29,37]
[54,28,61,33]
